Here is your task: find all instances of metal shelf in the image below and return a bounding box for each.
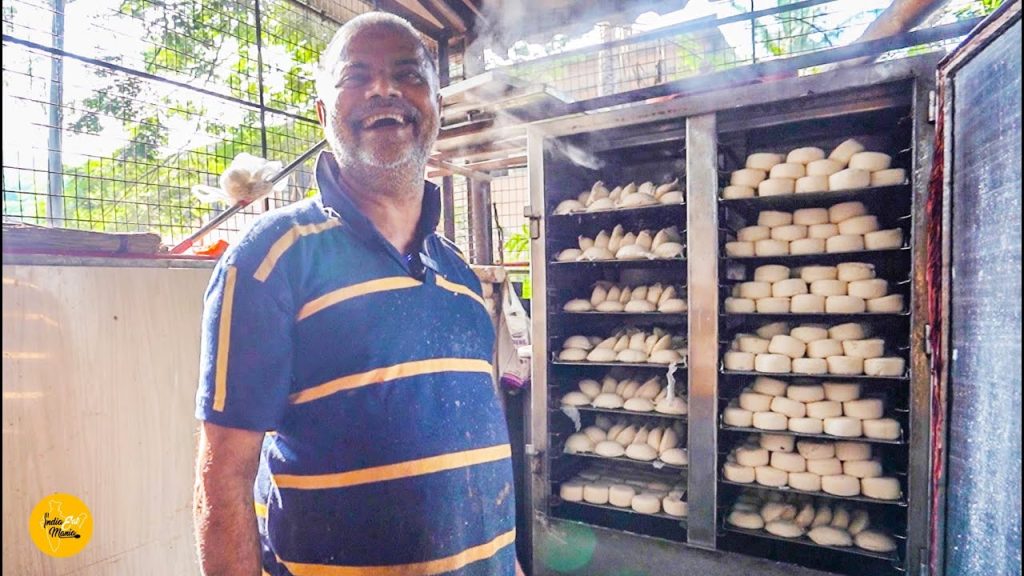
[559,404,689,421]
[719,424,906,445]
[718,183,910,213]
[719,369,909,382]
[562,311,689,319]
[556,499,690,525]
[719,478,908,507]
[564,451,689,472]
[720,312,909,320]
[554,360,687,370]
[722,524,900,562]
[550,257,687,269]
[720,247,910,267]
[550,201,686,220]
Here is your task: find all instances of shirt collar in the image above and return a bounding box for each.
[313,151,442,247]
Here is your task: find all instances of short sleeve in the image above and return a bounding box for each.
[195,255,295,431]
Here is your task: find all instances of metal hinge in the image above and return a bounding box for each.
[925,324,933,356]
[928,90,937,124]
[919,548,930,576]
[524,443,545,475]
[523,205,542,239]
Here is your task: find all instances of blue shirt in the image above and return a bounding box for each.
[195,152,516,575]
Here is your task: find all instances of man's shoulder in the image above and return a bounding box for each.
[435,235,469,264]
[223,198,336,269]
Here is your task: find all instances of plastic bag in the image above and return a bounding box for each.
[191,152,288,205]
[497,278,531,393]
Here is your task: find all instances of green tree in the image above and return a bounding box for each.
[502,223,531,261]
[50,0,347,238]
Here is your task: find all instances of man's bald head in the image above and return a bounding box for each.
[315,12,438,100]
[313,11,443,195]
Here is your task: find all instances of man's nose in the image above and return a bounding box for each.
[366,73,401,99]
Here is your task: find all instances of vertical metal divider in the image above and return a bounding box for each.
[935,69,956,576]
[685,113,721,550]
[525,126,549,574]
[907,72,938,576]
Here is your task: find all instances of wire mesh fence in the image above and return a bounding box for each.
[460,0,991,267]
[490,167,528,265]
[1,0,996,254]
[451,174,471,255]
[487,0,987,101]
[2,0,370,246]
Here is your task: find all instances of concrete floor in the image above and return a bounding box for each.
[531,517,837,576]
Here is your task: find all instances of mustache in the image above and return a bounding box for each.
[349,98,420,125]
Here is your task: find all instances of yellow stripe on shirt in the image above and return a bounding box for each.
[297,277,423,321]
[434,275,486,310]
[213,266,238,412]
[279,529,515,576]
[254,220,342,282]
[288,358,493,405]
[274,444,511,491]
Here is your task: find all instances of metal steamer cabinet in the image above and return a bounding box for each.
[526,55,940,576]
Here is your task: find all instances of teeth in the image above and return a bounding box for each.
[362,113,406,128]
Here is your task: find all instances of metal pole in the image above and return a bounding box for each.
[469,178,492,264]
[46,0,66,226]
[442,176,456,240]
[437,33,451,87]
[169,139,328,254]
[437,33,456,240]
[254,0,271,211]
[598,22,615,97]
[750,0,757,64]
[685,113,720,550]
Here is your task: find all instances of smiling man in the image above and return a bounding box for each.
[193,12,520,576]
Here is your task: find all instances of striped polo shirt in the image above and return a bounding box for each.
[195,152,516,575]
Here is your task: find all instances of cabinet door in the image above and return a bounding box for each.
[943,8,1022,576]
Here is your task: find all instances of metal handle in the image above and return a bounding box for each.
[170,139,328,254]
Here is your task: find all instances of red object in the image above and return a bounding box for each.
[194,239,229,257]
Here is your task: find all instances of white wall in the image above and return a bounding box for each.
[2,263,212,574]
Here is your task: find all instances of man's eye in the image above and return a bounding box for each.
[399,71,424,83]
[338,74,368,87]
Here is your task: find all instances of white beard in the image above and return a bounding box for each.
[327,110,427,172]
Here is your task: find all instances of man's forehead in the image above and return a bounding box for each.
[337,27,429,66]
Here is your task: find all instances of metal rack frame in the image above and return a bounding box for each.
[527,53,939,576]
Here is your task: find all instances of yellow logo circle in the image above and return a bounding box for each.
[28,493,93,558]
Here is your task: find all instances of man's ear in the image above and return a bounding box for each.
[315,99,327,127]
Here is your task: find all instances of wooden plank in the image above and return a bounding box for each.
[377,0,445,39]
[440,70,529,104]
[462,155,528,172]
[422,0,468,34]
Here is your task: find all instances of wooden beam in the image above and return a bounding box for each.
[426,158,494,181]
[457,0,486,22]
[838,0,951,68]
[438,117,495,138]
[461,155,527,172]
[456,0,488,34]
[428,155,526,179]
[376,0,446,39]
[421,0,468,34]
[435,125,527,157]
[434,143,524,163]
